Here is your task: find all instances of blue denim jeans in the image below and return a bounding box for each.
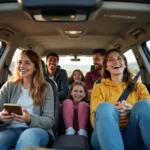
[91,100,150,150]
[0,127,50,150]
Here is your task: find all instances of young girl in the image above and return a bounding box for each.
[62,81,89,137]
[0,50,54,150]
[90,49,150,150]
[69,69,85,85]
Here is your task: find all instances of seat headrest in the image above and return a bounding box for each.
[41,60,47,77]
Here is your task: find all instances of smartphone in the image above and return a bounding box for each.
[3,103,22,115]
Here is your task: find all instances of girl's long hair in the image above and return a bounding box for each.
[10,50,48,105]
[68,81,88,102]
[103,49,136,90]
[69,69,85,85]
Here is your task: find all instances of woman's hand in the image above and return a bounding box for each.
[115,102,127,119]
[115,101,132,119]
[12,108,31,124]
[0,109,14,123]
[121,100,132,114]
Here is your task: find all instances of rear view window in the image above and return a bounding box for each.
[59,56,93,76]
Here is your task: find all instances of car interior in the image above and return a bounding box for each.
[0,0,150,149]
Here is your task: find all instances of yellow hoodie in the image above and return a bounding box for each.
[90,78,150,127]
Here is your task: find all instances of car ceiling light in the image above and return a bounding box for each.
[104,14,136,19]
[65,30,82,35]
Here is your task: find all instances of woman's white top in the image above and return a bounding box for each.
[8,86,35,128]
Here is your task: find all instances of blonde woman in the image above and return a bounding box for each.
[0,50,54,150]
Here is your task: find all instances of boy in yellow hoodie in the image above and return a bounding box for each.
[90,49,150,150]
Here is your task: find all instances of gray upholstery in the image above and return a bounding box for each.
[52,135,91,150]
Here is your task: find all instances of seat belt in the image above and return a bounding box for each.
[117,70,141,102]
[118,70,141,128]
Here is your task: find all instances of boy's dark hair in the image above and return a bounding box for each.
[46,52,59,61]
[92,49,106,56]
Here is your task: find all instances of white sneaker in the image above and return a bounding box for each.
[77,129,88,137]
[65,127,76,135]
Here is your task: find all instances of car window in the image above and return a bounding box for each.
[124,49,142,82]
[9,48,21,74]
[146,40,150,51]
[0,41,2,57]
[60,56,93,76]
[0,41,6,59]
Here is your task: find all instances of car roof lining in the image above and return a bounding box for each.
[0,0,150,3]
[0,1,149,56]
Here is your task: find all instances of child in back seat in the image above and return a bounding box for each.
[69,69,85,86]
[61,81,89,137]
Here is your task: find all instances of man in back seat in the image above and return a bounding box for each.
[46,52,69,102]
[85,49,106,98]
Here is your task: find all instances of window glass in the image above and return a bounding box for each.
[42,56,93,77]
[0,41,3,60]
[9,48,21,74]
[0,41,6,59]
[124,49,141,82]
[146,40,150,51]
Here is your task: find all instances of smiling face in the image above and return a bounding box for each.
[46,56,58,71]
[93,53,104,70]
[71,85,86,103]
[106,51,126,76]
[73,71,83,82]
[17,53,36,80]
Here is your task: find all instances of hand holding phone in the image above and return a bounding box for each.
[12,108,31,124]
[0,109,14,123]
[3,103,23,115]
